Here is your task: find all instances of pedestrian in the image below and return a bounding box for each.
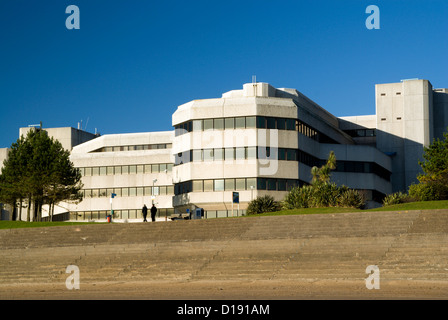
[150,204,157,222]
[142,204,148,222]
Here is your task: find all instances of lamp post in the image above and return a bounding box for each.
[152,179,157,205]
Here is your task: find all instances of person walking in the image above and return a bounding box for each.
[150,204,157,222]
[142,204,148,222]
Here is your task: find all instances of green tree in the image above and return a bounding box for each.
[411,130,448,200]
[311,151,336,184]
[0,129,83,221]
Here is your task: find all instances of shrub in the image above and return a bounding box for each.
[282,185,313,209]
[382,192,410,206]
[310,182,340,207]
[408,182,448,201]
[338,189,366,209]
[247,195,281,215]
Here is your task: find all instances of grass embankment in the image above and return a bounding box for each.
[250,200,448,217]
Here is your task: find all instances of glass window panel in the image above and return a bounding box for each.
[214,148,224,160]
[107,166,114,175]
[224,118,234,129]
[193,149,202,162]
[247,147,257,159]
[235,178,246,190]
[287,149,297,161]
[214,179,224,191]
[257,178,266,190]
[114,166,122,175]
[214,118,224,130]
[286,118,296,130]
[277,118,286,130]
[136,187,144,196]
[167,163,173,172]
[129,187,136,197]
[84,167,92,176]
[137,165,144,174]
[84,189,92,198]
[153,186,160,196]
[278,179,287,191]
[256,116,266,128]
[159,186,167,195]
[114,188,122,197]
[266,117,276,129]
[92,167,100,176]
[235,147,246,160]
[225,148,234,161]
[192,120,203,131]
[122,188,129,197]
[267,179,277,190]
[79,168,85,176]
[144,164,151,173]
[144,187,152,196]
[225,179,235,191]
[151,164,159,173]
[129,165,137,174]
[193,180,203,192]
[159,164,167,172]
[245,116,256,128]
[122,165,129,174]
[106,188,114,197]
[91,189,99,197]
[235,117,245,129]
[278,148,286,160]
[203,149,214,161]
[204,180,214,192]
[246,178,256,189]
[167,186,174,194]
[203,119,213,130]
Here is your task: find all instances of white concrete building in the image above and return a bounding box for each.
[1,79,447,221]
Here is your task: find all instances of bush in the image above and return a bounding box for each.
[247,195,281,215]
[282,185,313,209]
[382,192,410,206]
[338,189,366,209]
[408,182,448,201]
[310,182,341,207]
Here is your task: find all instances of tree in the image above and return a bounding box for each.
[409,130,448,200]
[0,129,83,221]
[311,151,336,184]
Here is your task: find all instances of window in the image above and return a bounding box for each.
[193,180,203,192]
[203,149,214,161]
[137,165,144,174]
[84,167,92,176]
[247,147,257,159]
[144,187,151,196]
[287,149,297,161]
[129,187,136,197]
[277,118,286,130]
[151,164,159,173]
[246,178,256,190]
[92,167,100,176]
[114,188,122,197]
[235,178,246,190]
[129,165,137,174]
[204,180,214,192]
[278,179,287,191]
[225,179,235,191]
[235,117,245,129]
[266,117,276,129]
[159,164,167,172]
[122,188,129,197]
[267,179,277,190]
[193,149,202,162]
[136,187,144,196]
[225,118,234,129]
[256,116,266,128]
[122,166,129,174]
[193,120,203,131]
[235,147,246,160]
[214,179,225,191]
[246,116,256,128]
[114,166,122,175]
[214,148,224,161]
[286,118,296,130]
[225,148,234,160]
[203,119,213,131]
[278,148,286,160]
[257,178,266,190]
[107,166,114,175]
[214,118,224,130]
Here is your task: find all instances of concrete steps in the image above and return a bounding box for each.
[1,209,447,288]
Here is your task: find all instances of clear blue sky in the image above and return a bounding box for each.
[1,0,447,148]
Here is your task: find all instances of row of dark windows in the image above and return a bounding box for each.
[91,143,172,153]
[174,146,390,182]
[174,178,305,195]
[81,185,174,198]
[174,116,338,144]
[343,129,376,138]
[70,208,174,221]
[78,163,173,176]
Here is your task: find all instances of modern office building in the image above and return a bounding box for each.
[1,79,447,221]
